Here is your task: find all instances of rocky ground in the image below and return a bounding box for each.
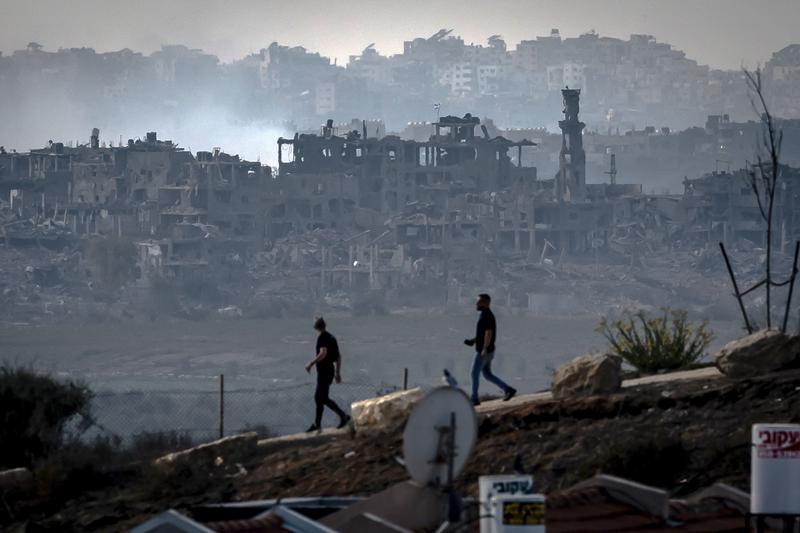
[5,368,799,532]
[238,368,798,500]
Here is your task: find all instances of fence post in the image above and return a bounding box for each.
[219,373,224,440]
[403,368,408,390]
[719,242,754,333]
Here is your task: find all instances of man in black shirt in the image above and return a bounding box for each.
[464,293,516,406]
[305,317,350,431]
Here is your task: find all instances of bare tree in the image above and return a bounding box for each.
[720,68,799,333]
[743,68,783,329]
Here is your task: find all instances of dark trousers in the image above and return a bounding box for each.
[314,371,345,426]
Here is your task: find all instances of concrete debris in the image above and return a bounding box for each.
[551,353,622,398]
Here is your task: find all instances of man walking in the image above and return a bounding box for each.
[464,294,516,406]
[305,317,350,432]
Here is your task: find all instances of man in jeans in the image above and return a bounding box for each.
[464,293,516,406]
[305,317,350,432]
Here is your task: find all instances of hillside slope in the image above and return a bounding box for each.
[8,369,800,531]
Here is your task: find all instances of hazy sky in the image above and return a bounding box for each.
[1,0,798,69]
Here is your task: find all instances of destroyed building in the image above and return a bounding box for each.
[3,84,800,316]
[682,165,800,246]
[0,89,646,286]
[0,130,271,280]
[276,114,538,223]
[266,89,650,308]
[272,112,544,295]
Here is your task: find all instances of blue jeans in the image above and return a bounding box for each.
[471,351,511,401]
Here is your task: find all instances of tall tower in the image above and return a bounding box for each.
[557,88,586,201]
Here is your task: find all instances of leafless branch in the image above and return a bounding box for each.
[742,66,784,329]
[747,161,768,222]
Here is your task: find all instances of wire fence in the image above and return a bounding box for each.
[85,374,401,445]
[80,357,543,447]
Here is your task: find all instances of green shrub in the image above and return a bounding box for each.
[597,308,713,373]
[0,365,93,468]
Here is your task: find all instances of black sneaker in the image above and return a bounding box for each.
[471,398,481,406]
[503,388,517,402]
[306,424,320,433]
[337,415,351,429]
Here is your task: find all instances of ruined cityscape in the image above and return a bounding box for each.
[2,34,800,324]
[4,3,800,531]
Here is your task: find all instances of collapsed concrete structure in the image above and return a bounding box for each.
[274,90,644,263]
[682,165,800,247]
[1,88,798,317]
[0,132,270,280]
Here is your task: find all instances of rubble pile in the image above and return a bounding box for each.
[0,245,87,323]
[0,200,73,247]
[1,94,797,323]
[0,223,765,324]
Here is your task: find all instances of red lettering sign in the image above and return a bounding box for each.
[756,430,800,458]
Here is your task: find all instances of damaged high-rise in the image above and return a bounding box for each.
[556,88,586,202]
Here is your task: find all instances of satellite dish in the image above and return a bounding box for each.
[402,386,478,488]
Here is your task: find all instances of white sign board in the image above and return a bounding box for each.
[490,494,546,533]
[479,475,534,533]
[751,424,800,514]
